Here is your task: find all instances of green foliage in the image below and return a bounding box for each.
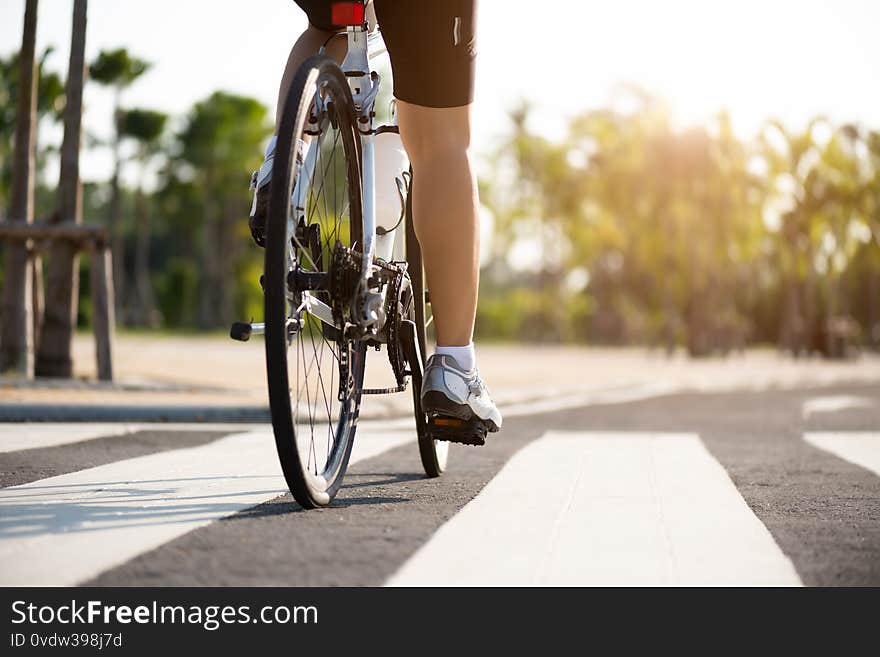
[176,91,268,172]
[153,91,271,329]
[481,94,880,355]
[89,48,150,88]
[119,108,167,146]
[154,257,199,327]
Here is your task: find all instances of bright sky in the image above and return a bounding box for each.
[1,0,879,186]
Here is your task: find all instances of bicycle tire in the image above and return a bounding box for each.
[265,55,365,508]
[405,172,449,477]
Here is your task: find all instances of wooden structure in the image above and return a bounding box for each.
[0,221,115,380]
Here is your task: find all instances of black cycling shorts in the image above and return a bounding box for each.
[293,1,477,108]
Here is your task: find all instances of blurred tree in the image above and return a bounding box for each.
[89,48,150,316]
[119,107,167,327]
[484,101,585,342]
[863,129,880,347]
[0,0,38,375]
[152,176,204,328]
[759,119,826,355]
[37,0,89,378]
[480,96,878,356]
[166,91,270,328]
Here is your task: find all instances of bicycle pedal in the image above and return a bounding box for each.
[427,414,487,446]
[230,321,252,342]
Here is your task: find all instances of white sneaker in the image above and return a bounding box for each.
[421,353,502,443]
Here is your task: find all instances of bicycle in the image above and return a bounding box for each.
[231,1,452,508]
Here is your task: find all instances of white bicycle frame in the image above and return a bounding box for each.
[289,20,396,337]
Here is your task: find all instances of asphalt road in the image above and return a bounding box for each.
[1,382,878,586]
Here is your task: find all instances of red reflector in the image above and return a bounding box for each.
[331,2,365,26]
[433,417,466,427]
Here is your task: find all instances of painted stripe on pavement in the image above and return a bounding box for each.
[0,424,140,453]
[0,423,270,454]
[802,396,874,419]
[0,420,416,586]
[387,431,802,586]
[0,430,239,489]
[803,432,880,478]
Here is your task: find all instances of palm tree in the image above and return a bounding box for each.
[29,45,62,352]
[89,48,150,320]
[0,0,38,376]
[119,107,167,326]
[0,48,64,216]
[36,0,88,377]
[1,45,66,356]
[759,119,828,356]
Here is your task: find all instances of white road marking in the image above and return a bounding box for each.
[387,431,802,586]
[0,424,139,453]
[0,423,271,453]
[803,432,880,478]
[802,396,874,419]
[0,419,416,586]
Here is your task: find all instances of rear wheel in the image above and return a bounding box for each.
[405,173,449,477]
[264,55,365,508]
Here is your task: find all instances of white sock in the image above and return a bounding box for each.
[435,342,475,372]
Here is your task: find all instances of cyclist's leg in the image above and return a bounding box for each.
[398,101,502,435]
[375,0,479,351]
[397,102,502,436]
[397,102,479,351]
[377,0,500,437]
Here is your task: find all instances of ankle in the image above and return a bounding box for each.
[434,341,475,372]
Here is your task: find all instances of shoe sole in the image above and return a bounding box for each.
[422,391,499,446]
[427,417,487,446]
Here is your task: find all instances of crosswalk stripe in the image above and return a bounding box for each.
[0,420,416,586]
[803,432,880,477]
[386,431,802,586]
[0,423,270,454]
[802,396,874,419]
[0,424,140,453]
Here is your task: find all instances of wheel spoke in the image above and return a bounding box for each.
[307,313,335,460]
